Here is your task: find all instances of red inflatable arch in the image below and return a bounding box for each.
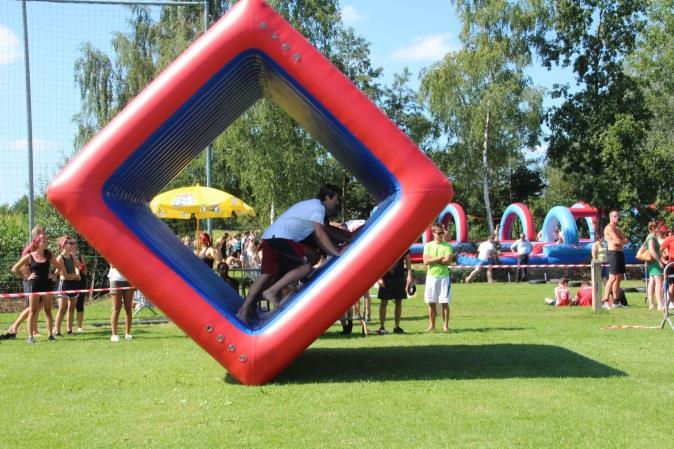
[48,0,451,385]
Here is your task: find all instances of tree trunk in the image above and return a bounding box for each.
[482,110,494,235]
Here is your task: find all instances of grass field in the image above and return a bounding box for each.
[1,280,672,449]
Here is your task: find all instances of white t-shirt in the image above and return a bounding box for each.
[262,199,325,242]
[107,266,126,282]
[477,241,495,261]
[512,238,532,255]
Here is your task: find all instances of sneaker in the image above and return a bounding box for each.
[393,327,405,334]
[125,334,133,341]
[48,335,56,341]
[77,328,85,333]
[26,336,35,344]
[110,335,120,342]
[55,333,63,337]
[376,328,387,335]
[67,330,73,335]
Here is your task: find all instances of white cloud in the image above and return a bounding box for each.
[6,138,63,152]
[0,25,22,65]
[341,5,366,24]
[390,33,459,62]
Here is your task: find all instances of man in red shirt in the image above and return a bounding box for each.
[659,227,674,309]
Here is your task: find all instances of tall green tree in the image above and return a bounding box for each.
[420,0,543,233]
[532,0,650,222]
[629,0,674,207]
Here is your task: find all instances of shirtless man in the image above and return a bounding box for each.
[603,210,629,306]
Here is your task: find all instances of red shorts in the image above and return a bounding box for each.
[261,239,307,276]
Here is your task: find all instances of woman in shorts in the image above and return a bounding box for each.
[54,235,81,336]
[108,265,135,342]
[11,234,62,343]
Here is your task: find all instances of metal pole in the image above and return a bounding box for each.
[204,0,213,235]
[22,0,35,237]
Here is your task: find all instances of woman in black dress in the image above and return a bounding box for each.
[377,250,414,335]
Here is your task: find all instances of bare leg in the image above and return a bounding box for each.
[7,307,30,334]
[122,291,134,335]
[654,275,663,310]
[648,276,656,308]
[603,275,616,302]
[236,273,273,321]
[55,297,68,334]
[394,299,402,329]
[487,268,494,283]
[27,295,40,339]
[66,298,77,332]
[262,264,312,304]
[442,304,450,332]
[427,303,437,331]
[379,299,389,330]
[465,267,480,283]
[612,274,623,301]
[111,292,122,337]
[42,295,55,337]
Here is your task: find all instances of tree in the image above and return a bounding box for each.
[420,0,543,233]
[628,0,674,206]
[532,0,650,222]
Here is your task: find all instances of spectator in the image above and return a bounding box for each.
[194,232,221,269]
[602,210,629,307]
[181,235,192,247]
[465,235,495,283]
[236,184,346,322]
[226,250,243,269]
[423,223,455,332]
[554,225,565,243]
[1,225,45,339]
[377,250,413,335]
[573,279,593,307]
[74,244,88,333]
[545,278,571,307]
[511,233,532,282]
[643,221,664,310]
[217,261,240,294]
[11,234,63,343]
[659,227,674,312]
[108,265,135,342]
[54,236,81,336]
[591,229,609,284]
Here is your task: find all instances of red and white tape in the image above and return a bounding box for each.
[450,263,644,270]
[0,286,135,300]
[0,263,646,299]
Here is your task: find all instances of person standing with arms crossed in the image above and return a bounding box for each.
[423,223,455,332]
[602,210,629,307]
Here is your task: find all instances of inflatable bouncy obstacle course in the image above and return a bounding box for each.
[47,0,452,385]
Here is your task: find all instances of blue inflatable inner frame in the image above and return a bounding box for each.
[102,50,399,333]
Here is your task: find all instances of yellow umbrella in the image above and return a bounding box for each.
[150,185,255,236]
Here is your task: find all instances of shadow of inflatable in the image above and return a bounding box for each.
[270,343,625,384]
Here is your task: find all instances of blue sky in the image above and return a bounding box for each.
[0,0,570,206]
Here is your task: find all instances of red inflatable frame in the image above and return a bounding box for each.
[48,0,452,385]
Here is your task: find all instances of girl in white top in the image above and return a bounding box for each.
[108,266,135,342]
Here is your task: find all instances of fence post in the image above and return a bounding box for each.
[591,260,602,313]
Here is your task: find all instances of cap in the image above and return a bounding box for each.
[659,225,669,233]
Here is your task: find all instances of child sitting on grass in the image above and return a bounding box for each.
[573,279,593,307]
[545,278,571,307]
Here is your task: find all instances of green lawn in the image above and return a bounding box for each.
[1,280,672,449]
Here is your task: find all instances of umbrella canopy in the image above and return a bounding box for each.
[150,186,255,227]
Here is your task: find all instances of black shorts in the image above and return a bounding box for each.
[607,250,625,275]
[28,279,53,294]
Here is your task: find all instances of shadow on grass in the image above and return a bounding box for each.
[319,326,529,339]
[272,344,626,384]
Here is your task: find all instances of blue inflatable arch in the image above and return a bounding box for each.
[541,206,579,244]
